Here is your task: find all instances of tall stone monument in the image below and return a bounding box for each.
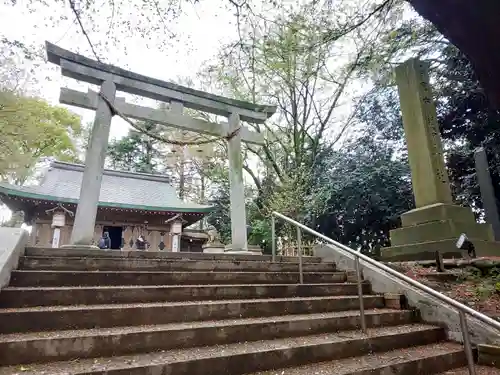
[474,147,500,241]
[381,59,497,261]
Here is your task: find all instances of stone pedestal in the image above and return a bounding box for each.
[382,203,497,261]
[224,244,262,255]
[381,59,498,261]
[202,242,225,254]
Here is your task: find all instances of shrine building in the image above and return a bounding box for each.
[0,161,212,252]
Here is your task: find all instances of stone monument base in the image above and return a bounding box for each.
[202,242,225,254]
[224,244,263,255]
[381,239,500,262]
[399,203,476,227]
[382,203,497,261]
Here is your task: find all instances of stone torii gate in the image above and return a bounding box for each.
[45,42,276,254]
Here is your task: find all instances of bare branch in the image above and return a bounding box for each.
[68,0,102,62]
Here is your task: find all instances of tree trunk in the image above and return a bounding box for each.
[199,174,205,230]
[178,160,185,200]
[407,0,500,108]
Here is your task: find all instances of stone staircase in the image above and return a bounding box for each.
[0,247,498,374]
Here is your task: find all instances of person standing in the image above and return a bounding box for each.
[98,231,111,250]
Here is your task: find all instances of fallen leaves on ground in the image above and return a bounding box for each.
[387,259,500,320]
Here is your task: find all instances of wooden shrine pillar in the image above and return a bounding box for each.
[170,219,182,252]
[50,210,66,248]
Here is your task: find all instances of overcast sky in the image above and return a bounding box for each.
[0,0,242,222]
[0,0,237,140]
[0,0,421,223]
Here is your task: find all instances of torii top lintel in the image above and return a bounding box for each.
[45,41,277,124]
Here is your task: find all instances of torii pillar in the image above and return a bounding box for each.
[65,80,116,248]
[381,59,498,261]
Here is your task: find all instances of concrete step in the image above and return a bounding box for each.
[248,342,466,374]
[0,324,446,374]
[0,295,385,334]
[0,283,372,307]
[0,309,417,365]
[26,247,323,263]
[19,256,336,272]
[9,270,347,287]
[439,366,500,374]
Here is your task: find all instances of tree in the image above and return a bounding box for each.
[314,126,413,254]
[159,127,224,203]
[206,177,231,244]
[0,89,82,184]
[405,0,500,108]
[107,120,163,173]
[197,0,415,252]
[360,17,500,213]
[434,45,500,210]
[2,0,188,66]
[8,0,500,109]
[205,3,382,219]
[105,106,225,210]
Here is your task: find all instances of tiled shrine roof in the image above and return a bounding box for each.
[0,161,212,214]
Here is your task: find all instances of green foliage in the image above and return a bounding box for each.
[471,266,500,299]
[361,17,500,213]
[199,2,425,254]
[456,266,500,300]
[458,266,482,282]
[247,217,272,253]
[434,46,500,209]
[107,121,162,174]
[489,267,500,279]
[312,134,413,251]
[206,125,413,253]
[205,172,273,250]
[475,284,495,299]
[201,3,390,248]
[0,89,82,184]
[8,0,488,259]
[206,178,232,244]
[106,114,223,206]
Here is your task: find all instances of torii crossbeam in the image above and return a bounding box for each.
[46,42,276,254]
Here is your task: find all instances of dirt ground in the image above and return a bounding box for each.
[386,257,500,320]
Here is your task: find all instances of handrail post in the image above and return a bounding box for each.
[355,254,367,334]
[459,311,476,375]
[270,211,500,339]
[271,215,276,262]
[297,226,303,284]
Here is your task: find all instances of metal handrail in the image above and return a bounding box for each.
[271,211,500,375]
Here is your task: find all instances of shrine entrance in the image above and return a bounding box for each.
[102,226,123,250]
[46,41,276,254]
